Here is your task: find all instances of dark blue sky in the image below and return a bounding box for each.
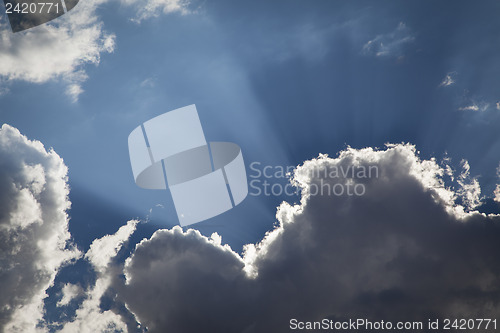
[2,0,500,252]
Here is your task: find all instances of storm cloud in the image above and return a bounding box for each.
[114,144,500,332]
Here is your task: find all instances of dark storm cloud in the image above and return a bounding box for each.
[110,144,500,332]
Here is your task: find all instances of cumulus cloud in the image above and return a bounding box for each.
[57,277,127,333]
[85,219,139,272]
[2,124,498,332]
[109,144,500,332]
[0,0,190,102]
[363,22,415,58]
[0,124,80,332]
[0,124,138,332]
[57,220,138,333]
[0,1,115,101]
[495,185,500,203]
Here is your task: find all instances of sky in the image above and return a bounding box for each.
[1,0,500,332]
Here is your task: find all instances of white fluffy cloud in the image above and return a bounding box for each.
[0,124,80,332]
[0,0,190,102]
[0,1,115,102]
[495,185,500,202]
[57,220,138,333]
[110,144,500,332]
[0,124,136,332]
[119,228,247,332]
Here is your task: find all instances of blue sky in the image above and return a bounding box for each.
[3,0,500,250]
[2,1,500,331]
